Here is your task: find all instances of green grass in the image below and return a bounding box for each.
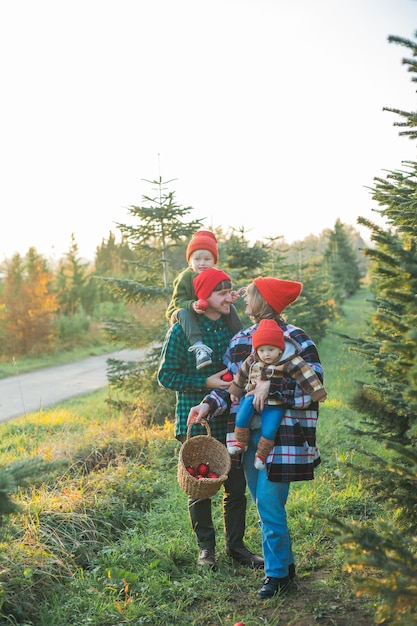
[0,287,382,625]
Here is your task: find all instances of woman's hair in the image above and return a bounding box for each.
[247,283,281,324]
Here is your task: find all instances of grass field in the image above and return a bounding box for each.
[0,286,383,626]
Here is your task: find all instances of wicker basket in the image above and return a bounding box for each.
[177,419,231,498]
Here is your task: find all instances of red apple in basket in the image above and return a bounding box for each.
[186,466,197,477]
[197,462,209,477]
[207,471,219,479]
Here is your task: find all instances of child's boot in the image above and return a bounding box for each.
[254,437,275,470]
[227,427,249,455]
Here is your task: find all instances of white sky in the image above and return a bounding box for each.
[1,0,416,263]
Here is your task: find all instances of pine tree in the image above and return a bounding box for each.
[289,259,337,343]
[326,31,417,625]
[94,231,138,278]
[220,227,269,282]
[55,234,94,316]
[112,177,203,306]
[324,219,363,302]
[100,177,204,423]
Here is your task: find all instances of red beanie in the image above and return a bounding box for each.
[252,319,285,351]
[253,277,302,313]
[186,229,218,264]
[193,268,231,300]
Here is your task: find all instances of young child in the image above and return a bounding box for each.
[166,229,242,369]
[227,318,327,470]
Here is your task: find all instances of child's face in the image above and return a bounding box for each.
[189,249,216,273]
[256,345,282,364]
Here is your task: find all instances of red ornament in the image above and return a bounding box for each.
[197,462,209,477]
[196,298,208,311]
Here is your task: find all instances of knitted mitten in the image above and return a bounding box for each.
[227,427,249,455]
[254,437,275,470]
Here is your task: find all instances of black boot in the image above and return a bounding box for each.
[226,545,264,569]
[258,575,290,599]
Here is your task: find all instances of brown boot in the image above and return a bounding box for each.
[227,427,249,455]
[254,437,275,470]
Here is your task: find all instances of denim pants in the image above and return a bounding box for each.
[243,428,294,578]
[236,395,285,440]
[188,463,247,551]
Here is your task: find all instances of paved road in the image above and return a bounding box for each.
[0,349,148,423]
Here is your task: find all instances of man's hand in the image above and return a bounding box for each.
[206,368,232,390]
[187,402,210,425]
[245,379,270,412]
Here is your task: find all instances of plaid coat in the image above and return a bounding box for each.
[157,314,234,441]
[203,320,324,482]
[229,337,327,404]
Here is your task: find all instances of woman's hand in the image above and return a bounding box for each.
[187,402,210,425]
[246,379,270,412]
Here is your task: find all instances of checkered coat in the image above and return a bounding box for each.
[203,320,324,482]
[229,337,327,404]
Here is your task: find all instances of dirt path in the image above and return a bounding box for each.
[0,349,147,423]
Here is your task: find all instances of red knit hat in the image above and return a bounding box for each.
[252,319,285,351]
[253,277,302,313]
[193,268,231,300]
[186,229,218,263]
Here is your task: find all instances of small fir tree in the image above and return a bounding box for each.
[324,218,363,302]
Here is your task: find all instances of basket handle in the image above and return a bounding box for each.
[186,418,211,440]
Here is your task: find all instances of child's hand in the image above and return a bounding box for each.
[230,290,239,304]
[230,393,239,404]
[193,298,208,313]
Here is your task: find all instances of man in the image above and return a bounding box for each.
[157,267,263,571]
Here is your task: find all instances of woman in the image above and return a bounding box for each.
[188,277,324,599]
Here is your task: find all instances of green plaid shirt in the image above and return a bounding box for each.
[157,315,234,441]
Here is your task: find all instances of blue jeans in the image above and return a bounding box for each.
[236,396,285,441]
[243,428,294,578]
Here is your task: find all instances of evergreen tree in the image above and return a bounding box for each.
[263,235,289,276]
[94,232,140,305]
[219,227,269,282]
[289,259,337,343]
[100,177,204,423]
[95,231,139,278]
[55,234,95,316]
[112,177,202,306]
[324,219,363,302]
[326,31,417,625]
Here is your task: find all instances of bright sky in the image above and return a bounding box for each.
[1,0,416,263]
